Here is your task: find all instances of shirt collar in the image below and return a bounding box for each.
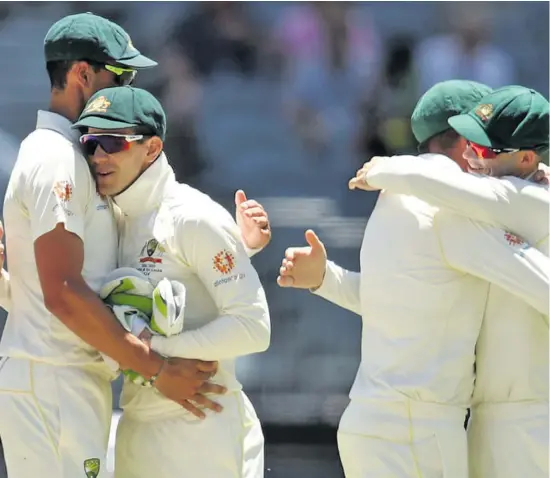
[36,110,81,144]
[113,153,176,217]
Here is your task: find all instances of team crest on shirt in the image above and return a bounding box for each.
[137,238,165,276]
[83,458,100,478]
[213,249,235,275]
[53,180,73,202]
[504,231,529,256]
[84,96,111,114]
[474,104,493,122]
[504,232,526,247]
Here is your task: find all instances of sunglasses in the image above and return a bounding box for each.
[104,64,137,86]
[80,133,144,155]
[467,140,519,160]
[84,60,136,86]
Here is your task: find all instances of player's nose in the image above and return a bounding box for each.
[90,146,110,164]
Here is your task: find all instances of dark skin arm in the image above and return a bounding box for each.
[35,224,226,418]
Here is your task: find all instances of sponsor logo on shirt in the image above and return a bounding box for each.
[214,273,245,288]
[213,249,235,275]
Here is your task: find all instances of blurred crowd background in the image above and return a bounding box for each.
[0,2,547,477]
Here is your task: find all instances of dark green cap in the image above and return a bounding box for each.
[73,86,166,140]
[411,80,493,147]
[44,12,157,69]
[448,86,549,153]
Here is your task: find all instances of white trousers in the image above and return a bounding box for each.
[468,402,549,478]
[337,399,468,478]
[0,357,113,478]
[115,391,264,478]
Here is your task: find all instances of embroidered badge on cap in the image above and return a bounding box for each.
[474,104,493,122]
[84,96,111,114]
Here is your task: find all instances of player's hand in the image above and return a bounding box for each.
[348,157,386,191]
[154,357,227,419]
[277,229,326,289]
[235,189,271,250]
[533,163,550,185]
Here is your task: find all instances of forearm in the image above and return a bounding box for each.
[54,280,163,378]
[366,156,507,227]
[312,261,362,315]
[151,311,270,361]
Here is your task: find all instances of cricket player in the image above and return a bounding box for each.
[0,13,263,478]
[277,80,550,478]
[72,85,270,478]
[352,86,549,478]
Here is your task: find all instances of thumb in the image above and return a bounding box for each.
[235,189,247,207]
[305,229,322,250]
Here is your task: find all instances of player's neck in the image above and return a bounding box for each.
[48,90,84,124]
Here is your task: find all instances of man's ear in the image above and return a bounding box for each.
[520,150,538,167]
[72,61,93,89]
[146,137,163,164]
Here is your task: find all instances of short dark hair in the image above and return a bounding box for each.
[419,128,461,154]
[46,60,101,90]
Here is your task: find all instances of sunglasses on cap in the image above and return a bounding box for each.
[467,140,519,160]
[84,60,136,86]
[80,133,145,156]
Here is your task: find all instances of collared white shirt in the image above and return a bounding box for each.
[366,154,550,403]
[0,111,117,368]
[113,154,270,420]
[312,154,548,435]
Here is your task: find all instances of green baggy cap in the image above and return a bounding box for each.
[411,80,493,148]
[44,12,157,69]
[73,86,167,140]
[448,85,549,153]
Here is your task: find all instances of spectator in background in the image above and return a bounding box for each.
[358,36,418,161]
[414,3,515,94]
[169,2,260,79]
[155,2,263,187]
[274,2,381,172]
[0,128,18,219]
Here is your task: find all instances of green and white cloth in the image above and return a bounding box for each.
[99,267,186,384]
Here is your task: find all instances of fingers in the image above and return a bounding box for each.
[0,221,3,241]
[198,382,227,395]
[180,400,206,419]
[348,176,363,190]
[194,359,219,373]
[234,189,247,206]
[277,275,294,287]
[192,393,223,413]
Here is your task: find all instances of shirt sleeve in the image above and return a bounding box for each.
[311,260,362,316]
[436,212,550,316]
[365,155,549,238]
[150,212,270,361]
[24,146,91,242]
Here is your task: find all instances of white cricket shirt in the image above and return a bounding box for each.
[313,154,549,435]
[0,111,118,368]
[113,154,270,421]
[366,154,550,403]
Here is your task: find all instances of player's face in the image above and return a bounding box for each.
[82,128,161,196]
[463,140,521,176]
